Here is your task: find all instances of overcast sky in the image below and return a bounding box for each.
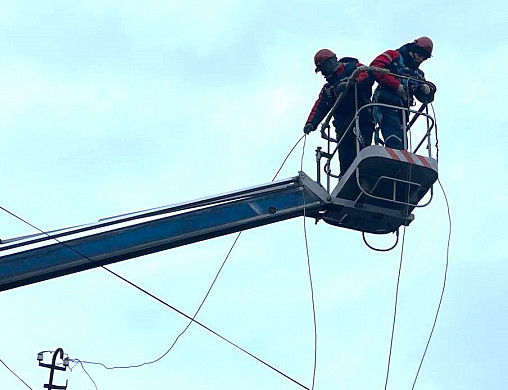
[1,1,507,389]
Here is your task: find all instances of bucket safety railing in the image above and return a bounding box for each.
[315,66,437,207]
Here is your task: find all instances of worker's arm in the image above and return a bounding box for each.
[304,86,332,133]
[370,50,401,90]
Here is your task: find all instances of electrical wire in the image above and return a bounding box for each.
[0,134,311,390]
[383,225,408,390]
[77,361,99,390]
[79,232,244,370]
[301,135,318,390]
[73,134,306,370]
[410,102,448,388]
[384,103,448,389]
[411,178,451,389]
[272,135,305,181]
[0,358,34,390]
[384,96,414,390]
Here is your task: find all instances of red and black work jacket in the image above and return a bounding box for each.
[306,57,373,130]
[370,44,435,106]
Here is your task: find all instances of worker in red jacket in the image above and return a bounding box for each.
[370,37,437,150]
[303,49,374,176]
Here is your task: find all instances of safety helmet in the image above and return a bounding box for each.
[314,49,336,72]
[413,36,433,58]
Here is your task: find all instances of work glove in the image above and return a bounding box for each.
[303,123,314,135]
[420,83,431,95]
[396,84,407,100]
[427,81,437,93]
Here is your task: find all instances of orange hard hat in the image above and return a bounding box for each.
[314,49,336,72]
[413,36,433,57]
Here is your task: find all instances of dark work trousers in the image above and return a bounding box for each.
[334,107,374,175]
[373,90,409,150]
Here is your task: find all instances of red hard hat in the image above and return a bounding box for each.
[314,49,336,71]
[414,36,433,57]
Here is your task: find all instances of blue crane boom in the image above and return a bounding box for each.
[0,173,331,292]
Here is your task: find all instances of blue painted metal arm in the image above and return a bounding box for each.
[0,172,329,292]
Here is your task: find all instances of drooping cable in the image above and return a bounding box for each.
[82,232,243,370]
[77,361,99,390]
[272,135,305,181]
[384,95,414,389]
[120,135,306,368]
[0,358,34,390]
[383,225,408,390]
[362,228,400,252]
[411,178,451,389]
[409,103,448,388]
[301,135,318,390]
[134,133,308,378]
[78,134,306,370]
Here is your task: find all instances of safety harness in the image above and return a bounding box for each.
[323,57,360,101]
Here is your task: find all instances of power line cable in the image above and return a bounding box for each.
[384,97,414,390]
[384,102,447,389]
[272,135,305,181]
[383,224,408,390]
[410,102,448,388]
[78,232,244,371]
[72,135,306,370]
[77,361,99,390]
[0,358,34,390]
[302,135,318,390]
[411,179,451,389]
[74,136,309,387]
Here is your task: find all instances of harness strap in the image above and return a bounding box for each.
[343,60,357,77]
[324,59,359,100]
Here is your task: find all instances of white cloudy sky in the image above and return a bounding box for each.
[0,1,507,389]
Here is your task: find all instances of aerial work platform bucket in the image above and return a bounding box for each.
[321,145,438,234]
